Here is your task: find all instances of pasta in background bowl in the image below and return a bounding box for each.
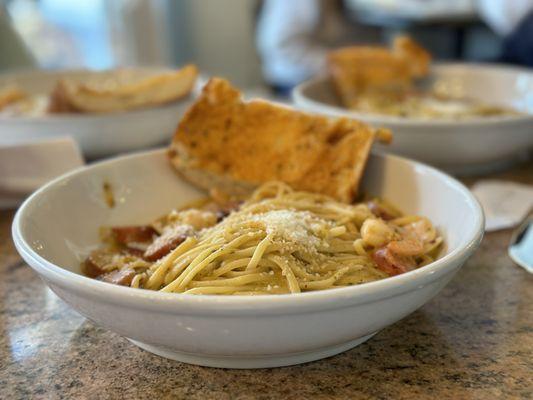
[12,149,483,368]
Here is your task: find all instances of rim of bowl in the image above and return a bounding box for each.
[12,148,485,315]
[293,62,533,127]
[0,67,198,124]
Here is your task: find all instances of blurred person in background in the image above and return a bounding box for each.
[478,0,533,66]
[256,0,381,95]
[257,0,533,96]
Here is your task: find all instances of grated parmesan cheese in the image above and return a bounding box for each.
[250,209,329,251]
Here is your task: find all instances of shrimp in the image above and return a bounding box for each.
[372,247,416,276]
[170,209,218,230]
[387,238,424,256]
[403,218,436,243]
[364,216,438,276]
[361,218,395,248]
[371,218,434,275]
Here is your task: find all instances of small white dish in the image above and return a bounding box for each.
[0,136,84,209]
[0,68,198,159]
[293,63,533,175]
[12,149,484,368]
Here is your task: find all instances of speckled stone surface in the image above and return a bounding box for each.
[1,162,532,400]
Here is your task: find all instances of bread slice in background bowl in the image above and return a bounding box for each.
[328,36,431,110]
[48,65,198,114]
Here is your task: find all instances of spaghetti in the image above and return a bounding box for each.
[83,182,442,295]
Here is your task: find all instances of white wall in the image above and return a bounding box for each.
[107,0,264,87]
[185,0,263,87]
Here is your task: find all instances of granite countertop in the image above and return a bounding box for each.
[1,162,532,400]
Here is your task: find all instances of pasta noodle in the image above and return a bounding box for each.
[84,182,443,295]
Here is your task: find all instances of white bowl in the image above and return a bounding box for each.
[293,63,533,175]
[0,69,198,159]
[12,149,484,368]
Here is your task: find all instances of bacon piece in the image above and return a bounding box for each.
[143,224,193,261]
[111,225,156,245]
[83,249,115,278]
[97,268,136,286]
[84,258,105,278]
[109,225,157,256]
[372,247,416,276]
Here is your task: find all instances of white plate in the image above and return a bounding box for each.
[12,149,484,368]
[293,63,533,175]
[0,68,198,159]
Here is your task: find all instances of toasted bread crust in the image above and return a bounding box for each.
[48,65,198,114]
[0,86,27,111]
[328,36,431,109]
[393,36,431,77]
[169,78,389,202]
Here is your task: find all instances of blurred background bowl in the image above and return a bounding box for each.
[293,63,533,175]
[0,68,198,159]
